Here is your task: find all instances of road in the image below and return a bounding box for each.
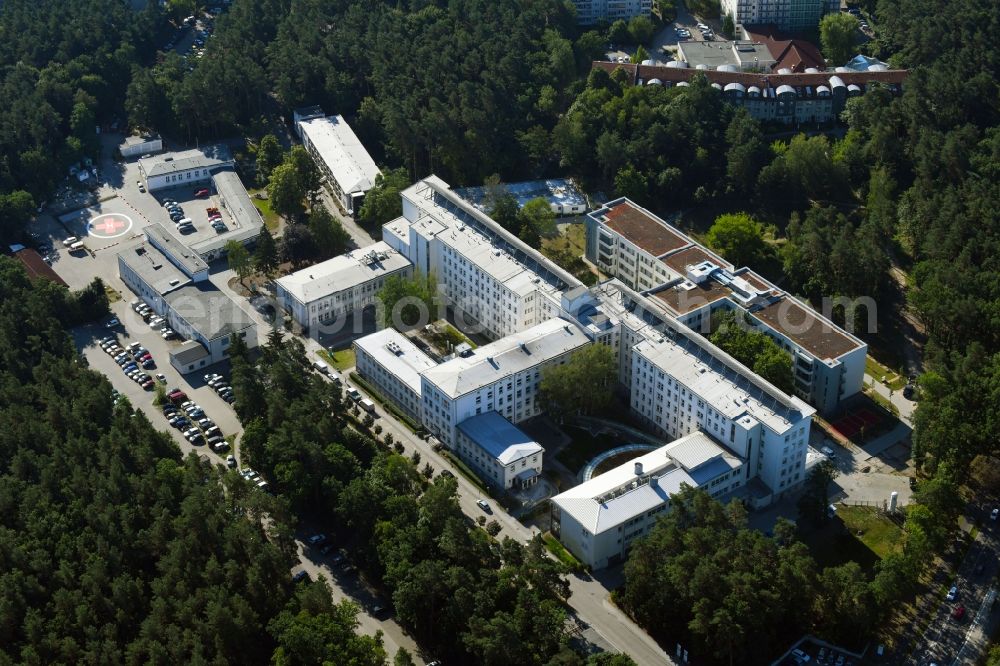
[904,506,999,665]
[71,297,427,664]
[306,351,674,666]
[315,183,376,250]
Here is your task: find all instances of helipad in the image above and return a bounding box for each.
[87,213,134,239]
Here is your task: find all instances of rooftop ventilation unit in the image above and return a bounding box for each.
[386,341,402,356]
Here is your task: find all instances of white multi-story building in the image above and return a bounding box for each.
[455,411,544,490]
[117,228,257,374]
[383,176,580,340]
[354,328,439,420]
[585,198,867,415]
[294,107,381,215]
[720,0,839,32]
[550,432,744,569]
[572,0,652,25]
[420,317,591,448]
[137,145,233,192]
[631,333,814,501]
[274,242,412,329]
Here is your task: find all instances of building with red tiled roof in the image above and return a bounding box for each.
[741,25,826,72]
[585,198,867,415]
[13,248,68,288]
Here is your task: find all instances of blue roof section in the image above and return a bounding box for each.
[457,411,543,465]
[687,457,733,485]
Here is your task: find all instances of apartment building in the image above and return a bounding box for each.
[551,432,744,569]
[720,0,839,32]
[294,107,381,215]
[631,333,813,499]
[354,328,439,421]
[455,411,544,490]
[383,176,581,341]
[419,317,591,448]
[585,199,866,415]
[274,242,412,329]
[572,0,652,25]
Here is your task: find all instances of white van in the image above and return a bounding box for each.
[313,360,330,375]
[359,399,376,413]
[177,218,193,227]
[69,241,85,253]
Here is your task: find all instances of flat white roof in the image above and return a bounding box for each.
[421,317,590,399]
[457,411,543,465]
[275,241,411,305]
[635,335,813,434]
[139,145,232,178]
[434,221,544,297]
[399,176,582,292]
[299,115,381,195]
[551,432,740,534]
[354,328,438,396]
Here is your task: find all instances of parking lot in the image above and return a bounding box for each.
[74,316,242,467]
[778,639,862,666]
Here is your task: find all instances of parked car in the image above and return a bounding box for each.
[62,236,80,247]
[105,318,120,328]
[226,455,237,468]
[307,533,327,546]
[991,508,998,521]
[952,605,966,621]
[194,188,210,197]
[946,585,958,601]
[156,373,167,383]
[292,570,309,583]
[476,499,491,513]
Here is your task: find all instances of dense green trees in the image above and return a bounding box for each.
[256,134,284,185]
[308,207,352,260]
[553,74,736,208]
[704,212,773,269]
[619,488,815,665]
[709,311,794,393]
[0,258,382,663]
[539,343,618,420]
[819,13,860,65]
[376,271,439,328]
[230,327,577,664]
[360,168,410,229]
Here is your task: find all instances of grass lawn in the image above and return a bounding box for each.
[555,426,630,475]
[318,347,356,371]
[541,224,598,286]
[866,355,907,391]
[863,387,901,417]
[247,188,280,232]
[543,532,584,573]
[541,223,586,256]
[799,505,904,575]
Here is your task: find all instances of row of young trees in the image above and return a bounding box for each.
[0,258,384,663]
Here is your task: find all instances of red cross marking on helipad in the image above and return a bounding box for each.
[94,217,127,234]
